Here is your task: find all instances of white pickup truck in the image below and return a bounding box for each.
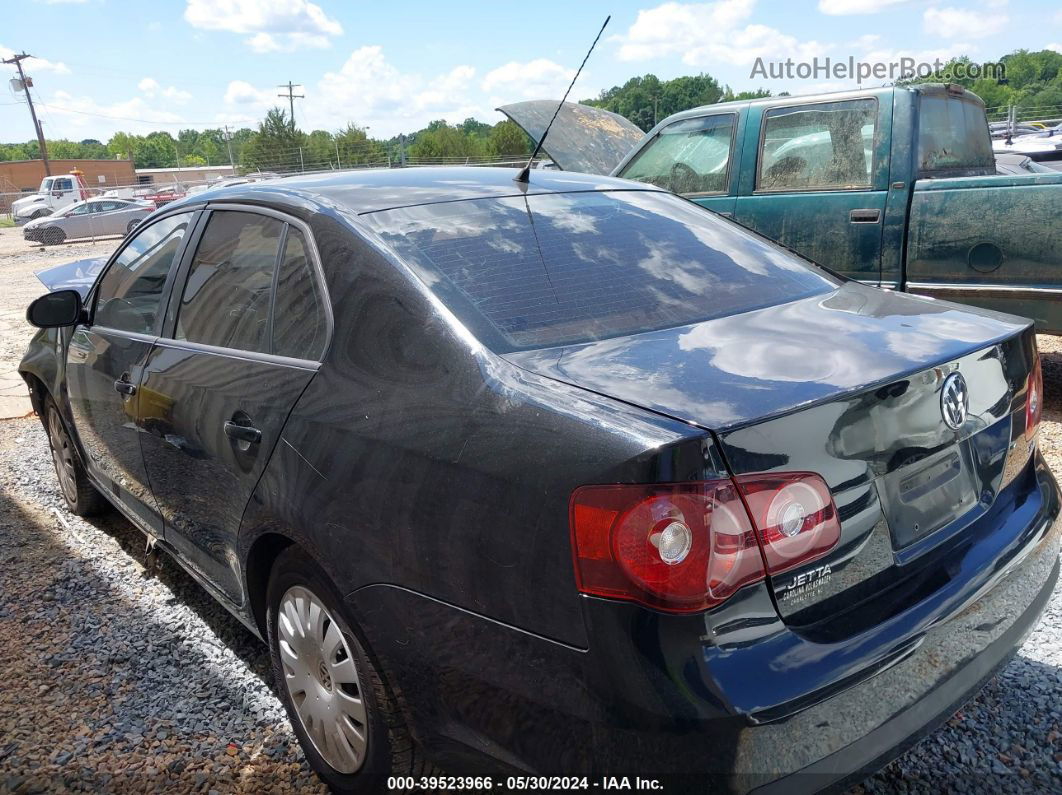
[11,172,91,224]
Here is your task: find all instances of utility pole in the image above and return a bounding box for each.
[277,81,304,130]
[3,51,51,175]
[223,125,236,170]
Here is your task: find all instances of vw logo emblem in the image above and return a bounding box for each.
[940,372,969,430]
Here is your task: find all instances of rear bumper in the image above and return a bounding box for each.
[754,557,1055,793]
[348,452,1061,790]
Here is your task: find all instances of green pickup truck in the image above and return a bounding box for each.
[501,84,1062,333]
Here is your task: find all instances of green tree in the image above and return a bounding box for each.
[242,108,305,172]
[487,120,531,157]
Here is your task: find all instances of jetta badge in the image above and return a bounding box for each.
[940,372,969,430]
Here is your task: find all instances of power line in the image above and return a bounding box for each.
[33,101,259,126]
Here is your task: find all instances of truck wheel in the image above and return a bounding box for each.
[45,398,107,517]
[31,209,48,220]
[266,546,438,793]
[42,227,65,246]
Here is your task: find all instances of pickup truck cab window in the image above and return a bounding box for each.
[757,98,877,192]
[94,212,193,334]
[917,93,995,176]
[619,113,736,196]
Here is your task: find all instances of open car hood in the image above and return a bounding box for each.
[35,256,107,298]
[497,100,645,175]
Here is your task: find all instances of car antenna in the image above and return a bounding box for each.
[514,15,610,184]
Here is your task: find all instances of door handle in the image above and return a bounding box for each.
[849,208,881,224]
[113,378,137,396]
[224,420,261,445]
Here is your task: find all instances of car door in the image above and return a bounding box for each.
[138,207,327,604]
[51,176,75,210]
[60,202,94,238]
[65,210,199,536]
[733,96,892,283]
[90,200,129,236]
[616,112,743,217]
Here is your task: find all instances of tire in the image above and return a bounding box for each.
[266,546,435,792]
[45,398,106,516]
[126,219,140,235]
[42,227,65,246]
[31,209,48,220]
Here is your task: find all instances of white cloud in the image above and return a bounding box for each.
[818,0,912,14]
[0,45,70,74]
[613,1,827,67]
[183,0,342,51]
[923,7,1008,40]
[38,90,187,137]
[223,47,486,136]
[1048,43,1062,54]
[224,79,275,107]
[482,59,577,99]
[138,77,192,104]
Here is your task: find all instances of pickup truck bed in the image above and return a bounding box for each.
[907,172,1062,333]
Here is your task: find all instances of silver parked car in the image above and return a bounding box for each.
[23,199,154,246]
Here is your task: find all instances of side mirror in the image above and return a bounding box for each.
[26,290,83,328]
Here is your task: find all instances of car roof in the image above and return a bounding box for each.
[162,166,659,217]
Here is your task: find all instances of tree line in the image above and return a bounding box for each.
[902,49,1062,120]
[2,50,1059,173]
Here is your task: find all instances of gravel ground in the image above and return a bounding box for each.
[0,231,1059,792]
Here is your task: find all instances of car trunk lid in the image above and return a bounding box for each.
[503,284,1039,632]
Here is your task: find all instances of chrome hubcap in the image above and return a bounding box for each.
[277,586,368,774]
[48,410,77,504]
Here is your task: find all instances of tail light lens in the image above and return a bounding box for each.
[570,473,842,613]
[570,481,765,613]
[733,473,841,575]
[1026,354,1043,439]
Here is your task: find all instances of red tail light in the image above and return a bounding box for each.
[1026,354,1043,439]
[570,473,842,613]
[733,473,841,575]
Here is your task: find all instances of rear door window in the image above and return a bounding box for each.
[272,228,327,360]
[175,211,283,353]
[619,114,736,195]
[364,190,839,352]
[94,212,193,334]
[757,99,876,191]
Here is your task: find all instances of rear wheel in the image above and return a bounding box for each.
[45,398,106,516]
[266,546,435,792]
[42,227,65,246]
[126,219,140,235]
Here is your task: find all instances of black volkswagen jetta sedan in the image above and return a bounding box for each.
[20,168,1060,793]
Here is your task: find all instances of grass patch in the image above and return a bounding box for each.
[0,217,15,229]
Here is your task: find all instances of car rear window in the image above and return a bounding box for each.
[364,190,839,352]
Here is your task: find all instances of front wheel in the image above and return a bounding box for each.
[126,219,140,235]
[42,227,65,246]
[266,546,436,792]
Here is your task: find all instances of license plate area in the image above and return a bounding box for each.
[878,446,979,549]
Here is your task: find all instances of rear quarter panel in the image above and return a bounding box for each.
[238,212,708,649]
[906,173,1062,332]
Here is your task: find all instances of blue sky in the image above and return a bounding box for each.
[2,0,1059,141]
